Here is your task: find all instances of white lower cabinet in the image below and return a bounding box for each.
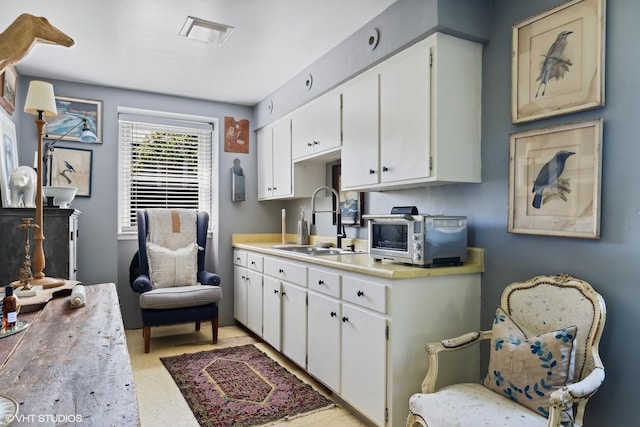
[307,292,341,391]
[235,250,480,426]
[233,250,263,337]
[281,282,307,367]
[341,302,387,426]
[262,276,282,351]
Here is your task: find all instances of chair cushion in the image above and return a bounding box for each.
[409,383,549,427]
[146,242,198,288]
[139,284,222,310]
[484,306,577,420]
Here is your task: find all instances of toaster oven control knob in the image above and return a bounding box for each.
[413,242,421,250]
[413,253,422,261]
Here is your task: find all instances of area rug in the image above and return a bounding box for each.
[161,344,334,427]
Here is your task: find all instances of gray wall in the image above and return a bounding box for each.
[8,0,637,424]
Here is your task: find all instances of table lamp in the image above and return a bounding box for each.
[23,80,65,289]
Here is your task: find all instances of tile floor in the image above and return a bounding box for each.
[126,323,368,426]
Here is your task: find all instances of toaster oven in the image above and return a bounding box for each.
[363,212,468,267]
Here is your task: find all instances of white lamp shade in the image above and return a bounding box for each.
[24,81,58,116]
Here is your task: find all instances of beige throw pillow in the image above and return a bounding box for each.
[146,242,199,289]
[484,306,577,420]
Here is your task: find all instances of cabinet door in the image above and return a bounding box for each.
[312,92,341,155]
[271,119,292,197]
[379,41,432,183]
[233,266,248,325]
[341,303,387,426]
[246,270,263,337]
[281,282,307,368]
[262,276,282,351]
[291,103,315,160]
[342,71,380,189]
[307,292,341,392]
[257,127,274,199]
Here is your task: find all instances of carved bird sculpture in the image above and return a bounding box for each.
[0,13,74,75]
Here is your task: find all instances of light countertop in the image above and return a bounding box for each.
[232,234,484,280]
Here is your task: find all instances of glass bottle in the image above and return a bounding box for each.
[2,285,17,329]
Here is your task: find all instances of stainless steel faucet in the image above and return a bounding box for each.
[310,186,346,249]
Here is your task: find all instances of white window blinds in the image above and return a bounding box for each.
[118,114,213,233]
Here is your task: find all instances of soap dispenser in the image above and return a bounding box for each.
[296,207,310,245]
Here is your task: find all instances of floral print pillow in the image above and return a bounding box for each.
[484,306,577,420]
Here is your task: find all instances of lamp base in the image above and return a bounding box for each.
[29,276,65,289]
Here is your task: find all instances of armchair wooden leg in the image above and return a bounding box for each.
[143,326,151,353]
[212,318,218,344]
[195,320,201,331]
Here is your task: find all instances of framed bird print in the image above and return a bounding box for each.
[511,0,606,123]
[508,119,602,238]
[51,146,93,197]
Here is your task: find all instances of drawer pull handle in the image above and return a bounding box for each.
[279,269,284,274]
[318,280,325,285]
[342,316,349,323]
[382,166,389,172]
[241,275,246,279]
[281,291,287,296]
[369,169,375,175]
[236,257,241,261]
[357,290,365,297]
[274,289,279,294]
[330,311,337,317]
[307,142,313,147]
[251,261,256,265]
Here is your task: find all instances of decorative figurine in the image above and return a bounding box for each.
[16,218,38,291]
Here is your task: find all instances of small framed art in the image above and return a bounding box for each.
[512,0,606,123]
[51,146,93,196]
[508,119,602,238]
[46,96,102,143]
[0,67,18,116]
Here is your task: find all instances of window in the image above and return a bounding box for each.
[118,111,214,233]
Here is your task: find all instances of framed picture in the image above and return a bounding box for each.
[508,119,602,239]
[0,111,18,207]
[332,164,364,227]
[0,67,18,116]
[224,116,249,153]
[51,146,93,197]
[46,96,102,143]
[511,0,606,123]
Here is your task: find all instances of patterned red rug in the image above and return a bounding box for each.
[161,344,334,426]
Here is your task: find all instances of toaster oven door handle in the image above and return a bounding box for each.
[362,214,414,221]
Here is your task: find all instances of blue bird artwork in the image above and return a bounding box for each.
[58,159,77,184]
[535,31,573,98]
[531,150,575,209]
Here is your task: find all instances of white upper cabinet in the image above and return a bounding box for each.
[341,32,482,191]
[291,90,342,161]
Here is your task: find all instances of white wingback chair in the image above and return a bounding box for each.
[407,274,606,427]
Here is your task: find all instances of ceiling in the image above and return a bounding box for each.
[1,0,396,106]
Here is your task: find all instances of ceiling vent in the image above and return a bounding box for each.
[179,16,234,44]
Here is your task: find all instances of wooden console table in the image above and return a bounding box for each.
[0,283,139,426]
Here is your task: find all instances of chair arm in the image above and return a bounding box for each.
[421,330,492,394]
[547,367,605,427]
[133,274,152,293]
[199,271,221,286]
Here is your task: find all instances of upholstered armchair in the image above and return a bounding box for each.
[407,274,606,427]
[132,209,222,353]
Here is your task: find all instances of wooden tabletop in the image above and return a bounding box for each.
[0,283,139,426]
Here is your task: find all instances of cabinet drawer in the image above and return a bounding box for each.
[308,268,341,298]
[233,250,247,267]
[247,253,263,272]
[342,276,386,313]
[264,257,307,286]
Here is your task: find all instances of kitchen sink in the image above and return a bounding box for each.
[271,245,363,256]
